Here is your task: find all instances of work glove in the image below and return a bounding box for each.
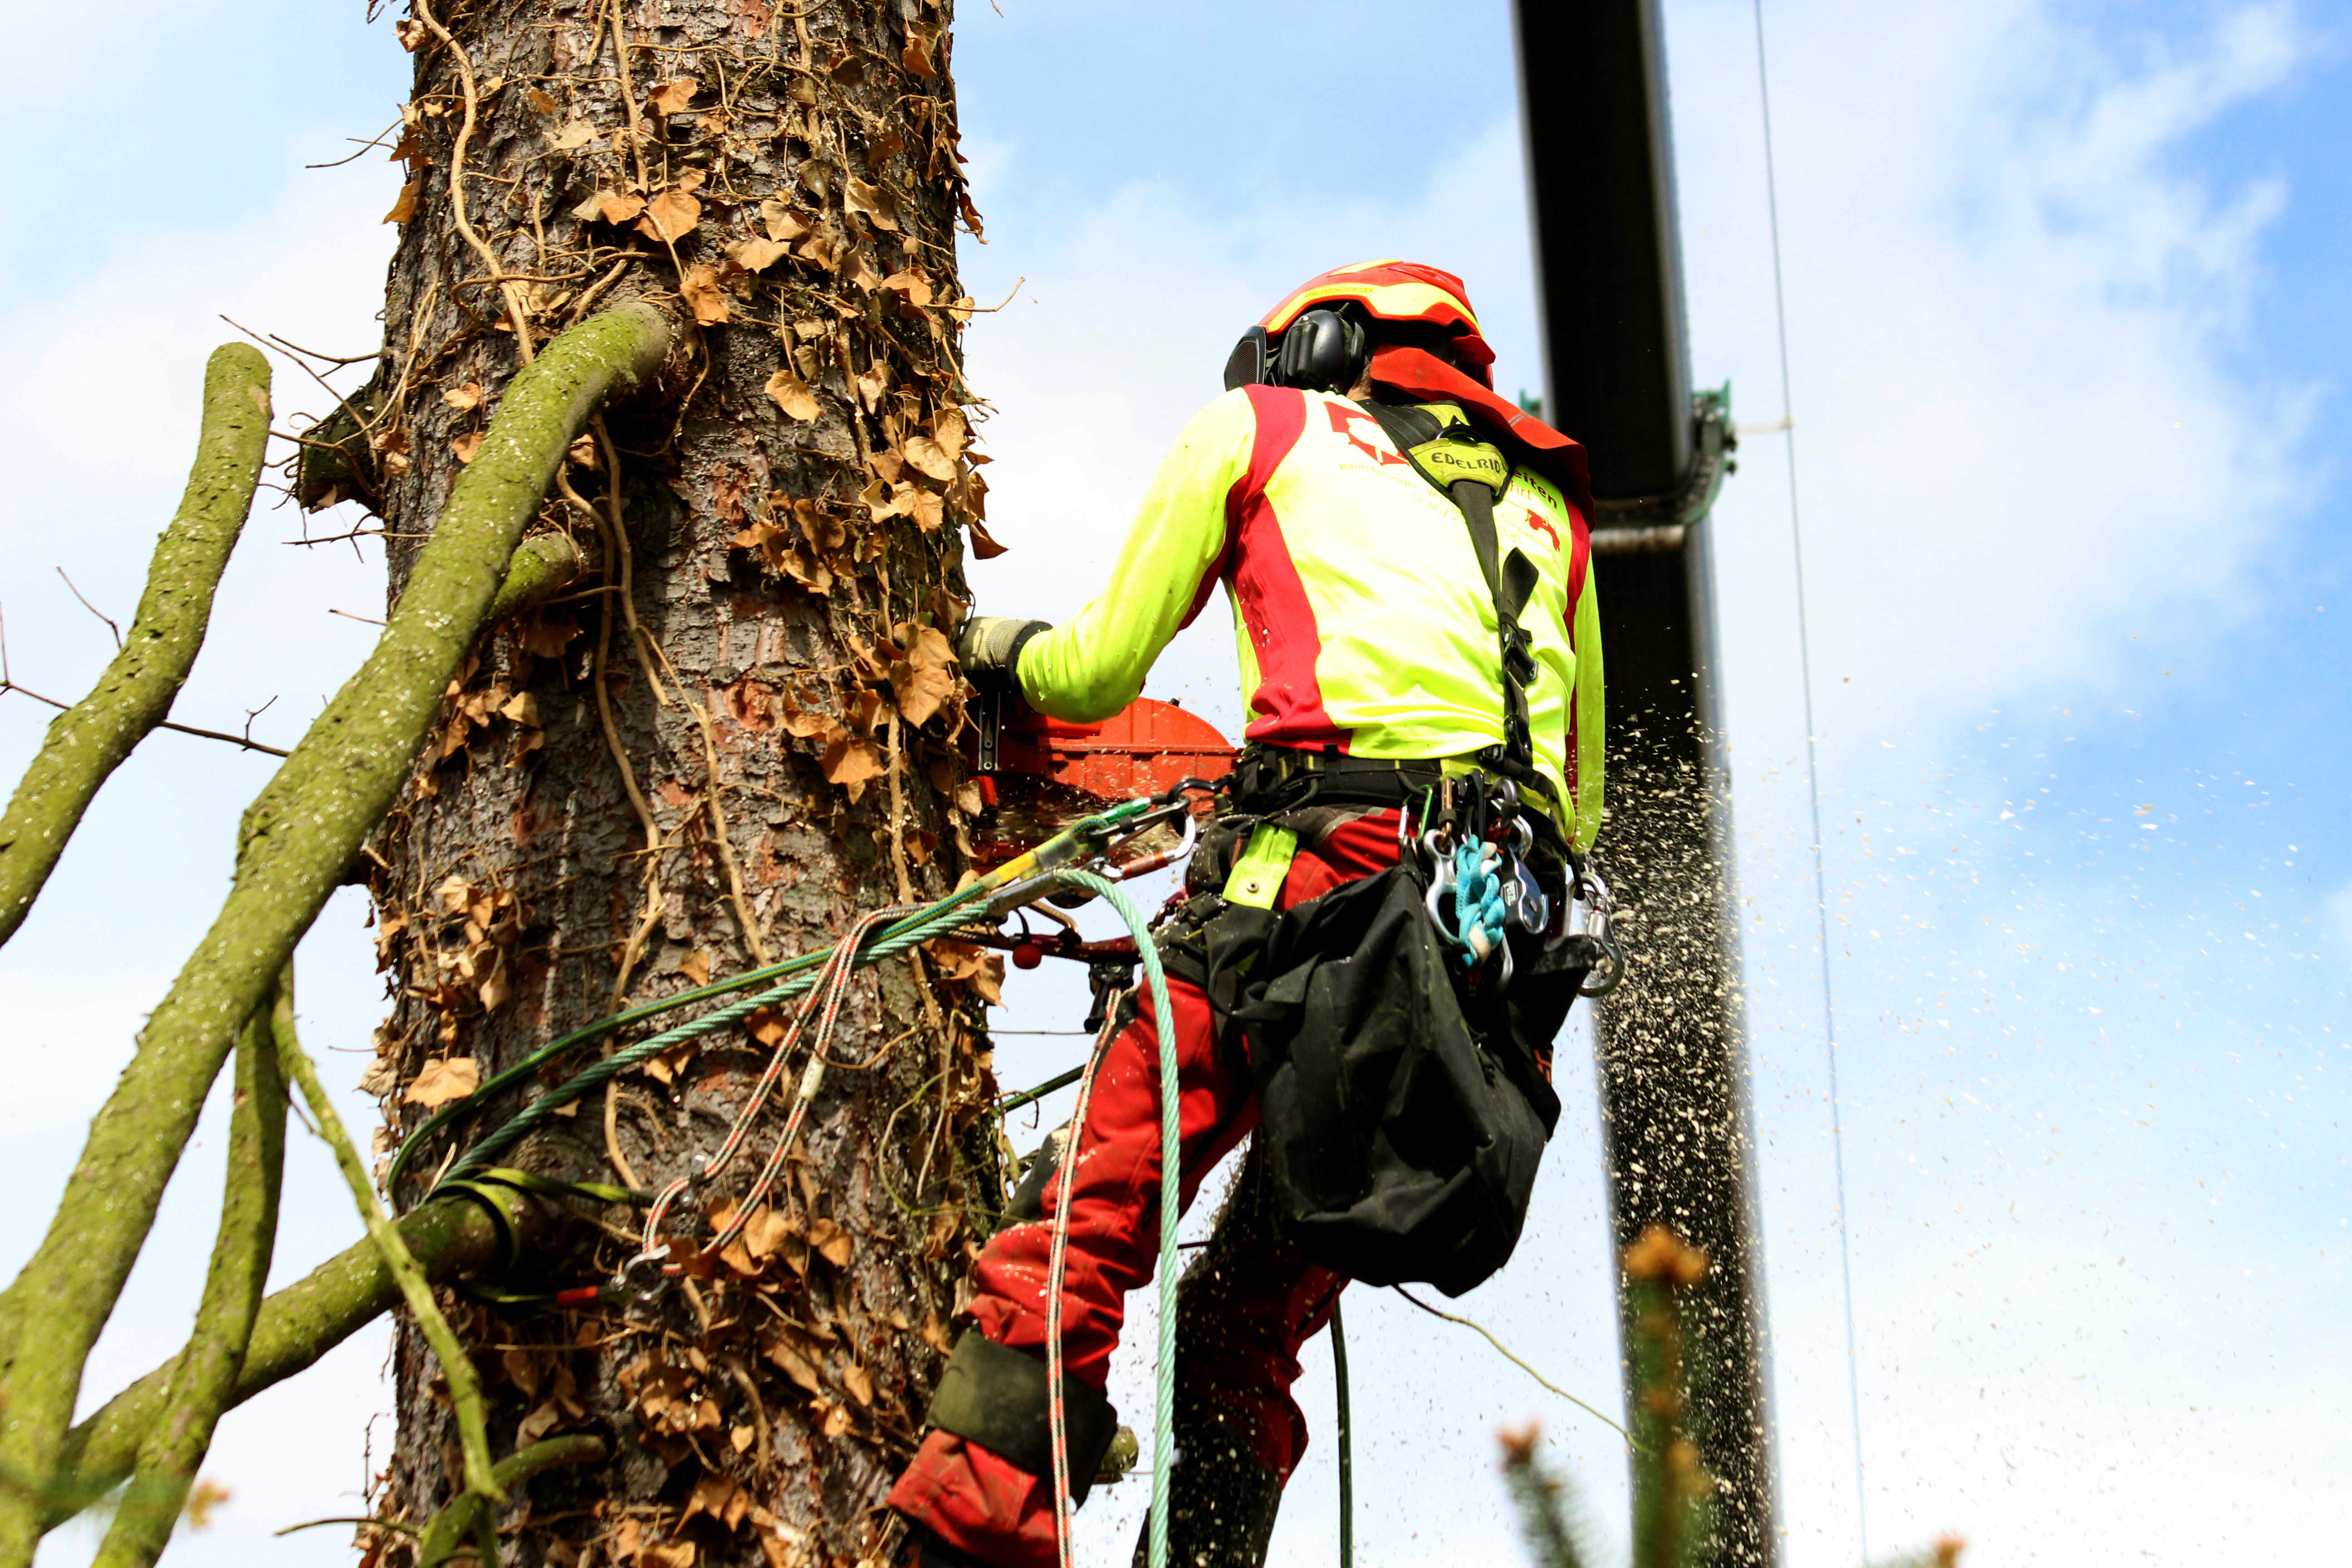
[956,616,1050,691]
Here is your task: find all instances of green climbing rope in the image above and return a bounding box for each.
[386,798,1167,1195]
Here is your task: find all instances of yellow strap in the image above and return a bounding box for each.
[1220,824,1299,910]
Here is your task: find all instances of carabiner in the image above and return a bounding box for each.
[615,1249,677,1309]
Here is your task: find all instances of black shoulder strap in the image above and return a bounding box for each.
[1362,402,1554,810]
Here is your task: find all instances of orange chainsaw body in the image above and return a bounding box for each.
[967,697,1237,870]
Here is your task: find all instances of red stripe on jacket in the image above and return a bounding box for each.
[1228,387,1345,750]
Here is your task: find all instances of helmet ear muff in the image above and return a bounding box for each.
[1223,325,1272,392]
[1269,306,1370,394]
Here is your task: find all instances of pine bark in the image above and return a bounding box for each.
[362,3,998,1564]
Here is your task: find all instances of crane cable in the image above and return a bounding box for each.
[1751,0,1872,1556]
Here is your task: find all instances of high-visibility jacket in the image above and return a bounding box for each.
[1015,384,1605,852]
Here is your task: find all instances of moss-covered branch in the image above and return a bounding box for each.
[0,344,271,949]
[271,972,502,1521]
[486,531,585,626]
[414,1436,606,1568]
[0,302,672,1568]
[48,1186,530,1532]
[88,987,287,1568]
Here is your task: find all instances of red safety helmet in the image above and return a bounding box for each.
[1258,260,1499,382]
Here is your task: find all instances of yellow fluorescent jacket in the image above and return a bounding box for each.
[1015,385,1606,852]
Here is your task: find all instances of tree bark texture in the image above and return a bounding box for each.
[361,3,996,1566]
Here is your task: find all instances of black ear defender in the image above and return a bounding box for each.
[1222,306,1371,395]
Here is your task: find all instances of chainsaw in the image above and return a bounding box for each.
[963,690,1236,1024]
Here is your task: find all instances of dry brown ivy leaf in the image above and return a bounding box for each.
[597,191,648,225]
[725,236,791,273]
[451,430,484,466]
[853,363,889,412]
[647,78,699,115]
[524,86,559,114]
[403,1057,480,1108]
[845,175,899,232]
[637,188,702,243]
[442,382,483,411]
[880,266,934,309]
[820,732,885,797]
[965,514,1009,559]
[889,625,957,726]
[763,368,819,421]
[549,120,598,152]
[902,25,941,78]
[760,198,810,244]
[902,435,956,482]
[679,262,731,325]
[382,178,421,225]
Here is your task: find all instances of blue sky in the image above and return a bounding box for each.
[2,2,2346,1566]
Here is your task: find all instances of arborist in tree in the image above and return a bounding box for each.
[891,261,1613,1568]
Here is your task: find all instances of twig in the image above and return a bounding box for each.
[54,569,121,649]
[689,689,773,965]
[1390,1287,1636,1447]
[606,0,652,191]
[329,608,388,628]
[963,275,1026,314]
[264,332,379,367]
[274,1516,419,1538]
[271,967,506,1529]
[414,0,539,365]
[304,119,403,170]
[0,681,292,759]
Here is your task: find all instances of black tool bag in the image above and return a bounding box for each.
[1225,856,1589,1297]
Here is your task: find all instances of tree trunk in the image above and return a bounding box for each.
[363,3,998,1563]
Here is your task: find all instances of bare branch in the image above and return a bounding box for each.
[0,342,272,949]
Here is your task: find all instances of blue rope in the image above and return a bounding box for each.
[1451,840,1509,966]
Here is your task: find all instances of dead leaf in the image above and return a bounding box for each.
[909,488,945,532]
[731,1424,756,1454]
[451,430,484,465]
[647,78,699,115]
[805,1216,853,1267]
[965,515,1009,559]
[880,267,934,309]
[549,120,598,152]
[853,363,889,412]
[726,236,791,273]
[593,192,647,226]
[930,407,969,461]
[842,1364,873,1406]
[761,1329,823,1395]
[820,1403,852,1440]
[404,1057,480,1108]
[820,734,886,798]
[498,691,539,726]
[679,947,712,986]
[477,961,510,1012]
[902,435,956,482]
[524,87,559,114]
[383,178,420,225]
[637,187,702,243]
[889,626,957,726]
[763,368,820,421]
[844,176,899,232]
[442,382,484,412]
[679,262,731,325]
[760,199,811,244]
[641,1542,696,1568]
[902,25,940,78]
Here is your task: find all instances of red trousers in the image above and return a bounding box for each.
[887,814,1405,1568]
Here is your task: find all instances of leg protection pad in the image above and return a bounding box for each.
[924,1332,1120,1505]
